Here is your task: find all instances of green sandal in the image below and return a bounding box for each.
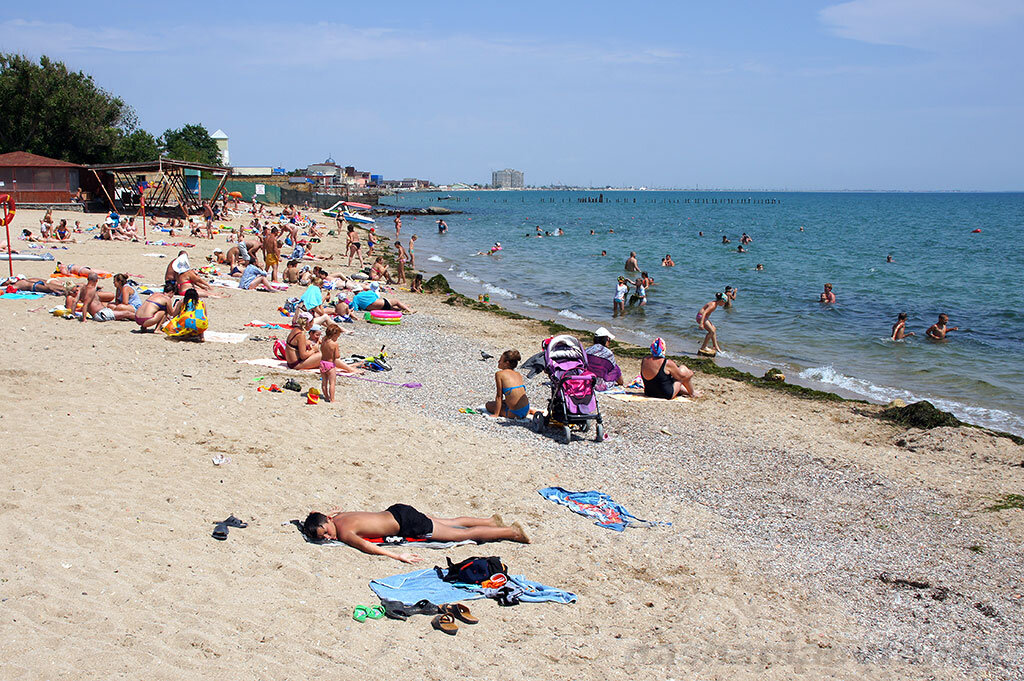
[353,604,386,622]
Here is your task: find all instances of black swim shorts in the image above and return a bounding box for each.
[386,504,433,538]
[379,298,393,311]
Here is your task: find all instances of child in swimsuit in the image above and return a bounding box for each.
[319,323,342,403]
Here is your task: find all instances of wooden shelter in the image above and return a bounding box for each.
[0,151,85,204]
[87,158,232,217]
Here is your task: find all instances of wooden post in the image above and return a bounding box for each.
[91,169,117,211]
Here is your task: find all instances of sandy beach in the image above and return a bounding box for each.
[1,207,1022,680]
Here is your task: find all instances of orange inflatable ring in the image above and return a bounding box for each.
[1,194,14,226]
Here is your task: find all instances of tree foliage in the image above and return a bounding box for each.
[113,129,162,163]
[161,124,221,165]
[0,54,132,163]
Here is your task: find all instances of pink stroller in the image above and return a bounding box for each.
[532,334,604,444]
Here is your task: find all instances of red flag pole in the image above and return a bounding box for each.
[140,185,146,238]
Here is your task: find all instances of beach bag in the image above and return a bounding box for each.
[273,339,287,360]
[437,556,508,584]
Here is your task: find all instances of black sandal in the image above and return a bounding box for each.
[211,515,248,541]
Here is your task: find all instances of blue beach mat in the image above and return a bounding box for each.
[369,568,576,606]
[0,292,46,300]
[538,486,669,532]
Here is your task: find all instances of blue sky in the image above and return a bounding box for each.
[3,1,1022,189]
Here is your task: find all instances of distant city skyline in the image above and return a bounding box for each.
[1,1,1022,190]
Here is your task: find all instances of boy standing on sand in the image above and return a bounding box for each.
[303,505,530,563]
[926,314,958,340]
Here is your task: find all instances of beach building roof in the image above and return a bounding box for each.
[0,151,82,168]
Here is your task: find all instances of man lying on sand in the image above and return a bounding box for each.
[303,504,530,563]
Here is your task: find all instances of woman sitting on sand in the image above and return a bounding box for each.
[285,312,326,370]
[485,350,531,419]
[285,311,359,372]
[135,281,177,331]
[641,338,700,399]
[369,257,394,284]
[110,273,143,316]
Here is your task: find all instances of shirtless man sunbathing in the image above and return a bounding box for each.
[303,504,530,563]
[2,276,66,295]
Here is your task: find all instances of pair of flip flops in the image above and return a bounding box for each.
[379,598,438,621]
[432,604,478,636]
[212,515,247,541]
[352,605,386,622]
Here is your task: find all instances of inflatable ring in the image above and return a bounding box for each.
[1,194,14,227]
[370,310,402,320]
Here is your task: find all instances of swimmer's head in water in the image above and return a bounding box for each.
[650,338,666,358]
[897,312,908,321]
[716,292,726,303]
[938,313,948,323]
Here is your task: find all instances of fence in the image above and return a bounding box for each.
[200,178,282,204]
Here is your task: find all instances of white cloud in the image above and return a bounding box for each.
[0,17,686,71]
[0,19,159,53]
[819,0,1024,48]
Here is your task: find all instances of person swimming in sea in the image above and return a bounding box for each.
[722,235,731,244]
[926,313,958,340]
[891,312,915,340]
[820,282,836,304]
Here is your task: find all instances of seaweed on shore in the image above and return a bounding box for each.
[983,494,1024,513]
[880,400,962,429]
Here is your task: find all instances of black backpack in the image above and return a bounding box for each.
[437,556,507,584]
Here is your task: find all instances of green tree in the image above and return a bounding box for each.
[112,129,161,162]
[0,53,135,163]
[161,124,221,165]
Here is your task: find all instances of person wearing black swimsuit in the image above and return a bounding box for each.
[640,338,700,399]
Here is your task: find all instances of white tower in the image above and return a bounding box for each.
[211,129,230,166]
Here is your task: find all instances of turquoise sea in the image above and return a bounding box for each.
[382,190,1024,436]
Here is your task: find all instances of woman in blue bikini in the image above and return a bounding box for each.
[486,350,531,419]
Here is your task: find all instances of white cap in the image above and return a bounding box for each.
[172,254,191,274]
[594,326,615,340]
[213,248,223,253]
[309,324,322,333]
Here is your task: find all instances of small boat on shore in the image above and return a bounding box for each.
[323,201,375,224]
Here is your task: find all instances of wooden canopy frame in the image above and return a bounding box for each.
[88,158,232,218]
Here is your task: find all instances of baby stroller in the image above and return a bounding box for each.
[532,334,604,444]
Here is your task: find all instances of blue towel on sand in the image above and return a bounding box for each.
[538,486,669,532]
[299,284,322,310]
[0,292,45,300]
[369,568,576,606]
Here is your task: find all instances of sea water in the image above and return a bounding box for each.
[384,190,1024,436]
